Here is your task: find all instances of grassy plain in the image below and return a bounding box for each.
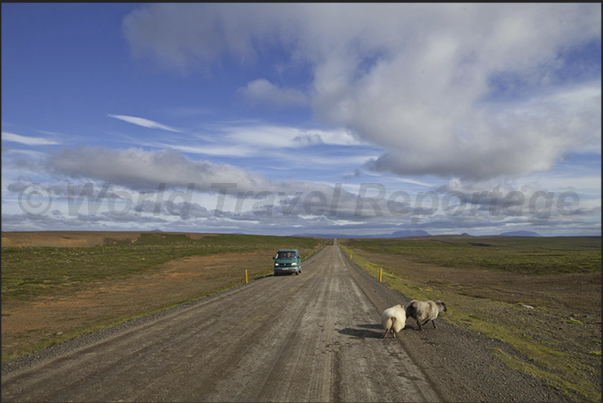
[2,232,600,401]
[340,235,601,402]
[2,232,327,362]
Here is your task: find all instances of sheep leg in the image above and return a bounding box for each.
[383,326,391,338]
[432,320,437,329]
[416,320,423,331]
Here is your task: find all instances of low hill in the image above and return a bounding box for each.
[499,231,541,237]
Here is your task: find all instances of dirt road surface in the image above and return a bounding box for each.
[2,243,569,402]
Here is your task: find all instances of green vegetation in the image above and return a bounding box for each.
[2,233,327,302]
[343,236,601,275]
[341,236,601,402]
[2,233,328,363]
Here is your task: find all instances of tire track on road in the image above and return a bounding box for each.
[2,244,444,402]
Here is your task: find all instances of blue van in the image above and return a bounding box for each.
[273,249,302,275]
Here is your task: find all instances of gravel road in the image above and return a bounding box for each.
[2,242,571,402]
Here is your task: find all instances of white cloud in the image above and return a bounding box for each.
[167,144,256,158]
[123,3,601,181]
[108,114,182,132]
[4,151,600,236]
[1,132,60,146]
[219,125,365,150]
[39,145,364,200]
[34,145,366,215]
[365,81,601,180]
[45,146,271,192]
[239,79,307,107]
[155,124,366,159]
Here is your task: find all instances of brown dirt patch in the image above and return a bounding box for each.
[1,251,273,361]
[1,231,140,247]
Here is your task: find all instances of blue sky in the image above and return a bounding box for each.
[2,3,601,236]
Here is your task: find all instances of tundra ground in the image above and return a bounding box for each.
[2,232,600,402]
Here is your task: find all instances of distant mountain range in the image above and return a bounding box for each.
[292,230,431,239]
[293,229,543,238]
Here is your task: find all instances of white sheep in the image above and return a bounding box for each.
[381,304,407,338]
[405,300,447,331]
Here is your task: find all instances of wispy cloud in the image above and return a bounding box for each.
[108,114,182,132]
[152,124,368,160]
[1,132,60,146]
[1,4,599,237]
[239,79,308,107]
[221,125,365,149]
[167,144,255,158]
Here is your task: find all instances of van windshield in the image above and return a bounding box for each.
[277,251,296,259]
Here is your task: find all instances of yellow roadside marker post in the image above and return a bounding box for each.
[245,270,249,284]
[379,268,382,282]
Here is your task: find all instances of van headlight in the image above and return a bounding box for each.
[274,263,279,266]
[291,262,297,266]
